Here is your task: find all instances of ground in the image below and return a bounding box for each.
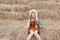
[0,0,60,40]
[0,19,60,40]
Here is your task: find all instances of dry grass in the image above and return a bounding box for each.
[0,19,60,40]
[0,1,60,20]
[0,0,60,40]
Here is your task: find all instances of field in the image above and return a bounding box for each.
[0,0,60,40]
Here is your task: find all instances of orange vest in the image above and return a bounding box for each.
[28,21,40,33]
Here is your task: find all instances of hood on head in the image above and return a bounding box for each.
[29,9,38,20]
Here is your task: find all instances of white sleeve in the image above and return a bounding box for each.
[25,19,30,28]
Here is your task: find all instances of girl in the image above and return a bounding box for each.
[26,9,42,40]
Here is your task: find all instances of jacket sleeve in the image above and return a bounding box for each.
[25,19,30,28]
[37,19,43,29]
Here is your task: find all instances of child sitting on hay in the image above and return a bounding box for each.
[26,9,43,40]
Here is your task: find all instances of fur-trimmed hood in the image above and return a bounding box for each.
[26,9,38,28]
[29,9,38,20]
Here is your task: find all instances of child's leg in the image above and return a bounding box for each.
[27,30,34,40]
[33,30,41,40]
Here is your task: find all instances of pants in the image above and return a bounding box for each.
[27,30,41,40]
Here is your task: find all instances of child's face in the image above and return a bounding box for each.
[31,11,36,19]
[30,18,36,22]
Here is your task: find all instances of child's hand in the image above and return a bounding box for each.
[35,26,38,28]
